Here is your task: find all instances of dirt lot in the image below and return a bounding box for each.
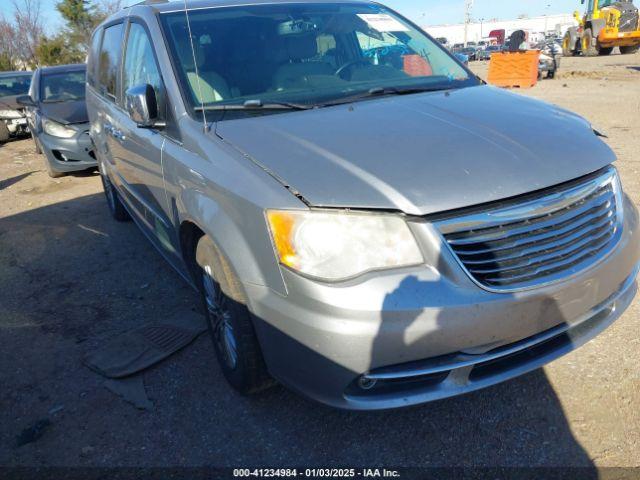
[1,53,639,472]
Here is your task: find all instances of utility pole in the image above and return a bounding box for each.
[544,4,551,35]
[464,0,474,46]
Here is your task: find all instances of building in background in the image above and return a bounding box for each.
[425,14,578,46]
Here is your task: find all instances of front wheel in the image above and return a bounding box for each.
[581,29,598,56]
[562,33,575,57]
[33,136,42,154]
[44,158,65,178]
[620,45,640,55]
[0,121,9,142]
[598,47,613,56]
[196,237,274,395]
[100,171,129,221]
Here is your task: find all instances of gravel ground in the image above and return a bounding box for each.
[1,52,639,470]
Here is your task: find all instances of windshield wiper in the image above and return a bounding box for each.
[197,99,314,111]
[196,86,453,112]
[317,85,454,108]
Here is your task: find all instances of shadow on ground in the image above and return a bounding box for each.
[0,172,36,190]
[0,193,596,470]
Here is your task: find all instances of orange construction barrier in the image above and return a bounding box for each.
[487,50,540,89]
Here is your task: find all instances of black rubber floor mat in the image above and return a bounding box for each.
[84,311,206,378]
[104,377,153,410]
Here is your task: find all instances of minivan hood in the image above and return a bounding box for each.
[40,100,88,125]
[216,86,615,216]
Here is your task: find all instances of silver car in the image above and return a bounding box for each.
[87,0,640,410]
[18,64,97,178]
[0,71,32,143]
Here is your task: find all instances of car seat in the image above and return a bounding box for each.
[272,34,334,90]
[176,39,231,104]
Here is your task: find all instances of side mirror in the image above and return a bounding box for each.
[16,95,36,107]
[125,84,160,128]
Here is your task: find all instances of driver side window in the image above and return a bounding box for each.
[123,22,166,119]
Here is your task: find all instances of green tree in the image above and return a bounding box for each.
[52,0,121,56]
[55,0,98,53]
[0,53,16,71]
[36,34,85,66]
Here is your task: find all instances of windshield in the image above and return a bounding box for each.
[160,3,477,117]
[0,74,32,98]
[41,70,86,103]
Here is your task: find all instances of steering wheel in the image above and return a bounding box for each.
[335,59,371,79]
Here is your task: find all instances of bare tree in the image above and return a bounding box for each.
[3,0,122,69]
[97,0,123,17]
[0,16,20,70]
[11,0,44,68]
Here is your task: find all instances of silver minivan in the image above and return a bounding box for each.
[87,0,640,410]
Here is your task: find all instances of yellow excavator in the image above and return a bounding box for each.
[563,0,640,55]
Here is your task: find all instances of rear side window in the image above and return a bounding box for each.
[98,23,124,101]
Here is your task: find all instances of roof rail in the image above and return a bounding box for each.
[124,0,170,8]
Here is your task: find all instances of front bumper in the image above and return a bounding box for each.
[2,117,29,136]
[599,29,640,47]
[38,124,97,173]
[247,195,640,410]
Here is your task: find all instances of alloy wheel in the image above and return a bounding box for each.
[202,266,238,370]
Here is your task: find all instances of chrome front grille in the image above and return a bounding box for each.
[436,167,623,291]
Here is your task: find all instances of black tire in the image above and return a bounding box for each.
[620,45,640,55]
[582,29,598,56]
[0,122,9,142]
[547,69,556,79]
[100,172,130,221]
[33,136,42,154]
[598,47,614,56]
[562,33,575,57]
[195,236,274,395]
[44,159,65,178]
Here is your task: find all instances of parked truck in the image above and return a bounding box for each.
[563,0,640,56]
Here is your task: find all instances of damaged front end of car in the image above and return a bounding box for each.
[0,105,29,141]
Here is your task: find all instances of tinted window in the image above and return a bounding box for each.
[0,74,32,97]
[98,23,123,101]
[123,22,165,118]
[41,71,86,103]
[87,29,102,87]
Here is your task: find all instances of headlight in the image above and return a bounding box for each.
[0,109,22,119]
[266,210,423,281]
[43,118,76,138]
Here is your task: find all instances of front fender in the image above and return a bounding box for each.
[176,187,288,298]
[162,116,307,300]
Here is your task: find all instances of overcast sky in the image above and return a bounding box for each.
[0,0,580,32]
